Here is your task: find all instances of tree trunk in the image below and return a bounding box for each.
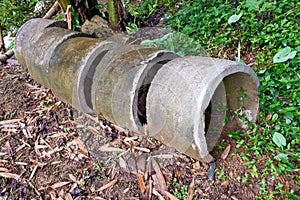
[0,25,5,54]
[108,0,119,28]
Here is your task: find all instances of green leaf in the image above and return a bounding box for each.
[274,153,289,163]
[272,113,278,122]
[272,132,286,147]
[273,47,297,63]
[228,13,243,24]
[140,39,155,46]
[245,0,262,11]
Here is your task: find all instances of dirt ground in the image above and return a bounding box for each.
[0,55,298,200]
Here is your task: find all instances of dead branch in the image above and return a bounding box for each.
[43,1,60,19]
[0,49,14,63]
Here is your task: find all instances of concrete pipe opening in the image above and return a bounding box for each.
[146,56,259,162]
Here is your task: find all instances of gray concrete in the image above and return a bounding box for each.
[15,18,259,162]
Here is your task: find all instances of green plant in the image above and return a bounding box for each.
[0,0,40,36]
[171,178,189,199]
[164,1,299,197]
[141,32,206,56]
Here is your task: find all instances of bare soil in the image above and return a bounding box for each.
[0,56,298,200]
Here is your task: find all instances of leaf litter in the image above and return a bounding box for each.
[0,59,298,199]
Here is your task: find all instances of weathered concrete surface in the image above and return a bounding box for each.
[146,56,259,162]
[15,18,259,162]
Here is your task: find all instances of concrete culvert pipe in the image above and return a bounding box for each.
[146,56,259,162]
[15,18,260,162]
[15,18,119,113]
[15,19,88,89]
[91,45,179,133]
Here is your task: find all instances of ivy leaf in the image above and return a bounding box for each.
[228,13,243,24]
[272,132,286,147]
[273,47,297,63]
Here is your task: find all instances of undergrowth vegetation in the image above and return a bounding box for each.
[0,0,40,36]
[0,0,299,198]
[161,0,299,198]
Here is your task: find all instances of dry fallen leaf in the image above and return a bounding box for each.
[164,191,179,200]
[187,178,195,200]
[28,165,38,181]
[65,193,73,200]
[0,119,21,125]
[132,172,146,193]
[192,161,201,170]
[145,179,153,200]
[0,172,20,180]
[50,181,70,189]
[266,114,272,122]
[73,138,89,155]
[99,143,125,152]
[152,188,164,200]
[95,178,118,192]
[151,157,168,193]
[221,144,231,160]
[283,181,290,199]
[68,174,78,183]
[134,146,151,153]
[0,167,9,172]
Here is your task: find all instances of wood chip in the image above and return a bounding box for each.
[47,101,61,112]
[15,144,26,153]
[34,136,41,156]
[95,178,118,192]
[50,181,70,189]
[86,196,105,200]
